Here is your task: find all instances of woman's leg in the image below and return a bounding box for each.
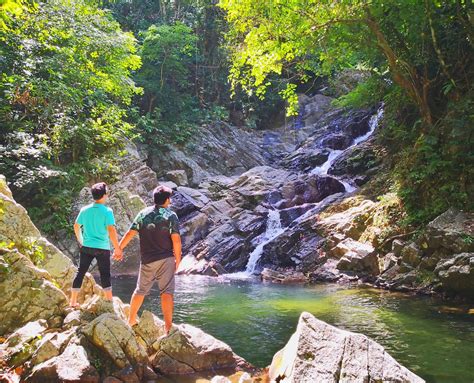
[70,249,94,306]
[96,251,112,300]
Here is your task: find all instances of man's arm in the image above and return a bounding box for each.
[74,223,83,247]
[113,229,137,262]
[119,229,138,251]
[107,225,122,258]
[171,233,182,272]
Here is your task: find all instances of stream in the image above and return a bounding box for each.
[112,275,474,383]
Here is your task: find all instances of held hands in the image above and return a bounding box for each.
[112,247,123,262]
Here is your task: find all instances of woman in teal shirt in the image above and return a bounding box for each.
[69,182,122,307]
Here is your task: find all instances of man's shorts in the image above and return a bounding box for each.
[134,257,175,296]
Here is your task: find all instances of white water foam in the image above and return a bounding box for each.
[311,105,384,192]
[226,209,285,279]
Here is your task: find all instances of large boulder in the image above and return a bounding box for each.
[280,148,330,172]
[27,341,100,383]
[277,174,345,209]
[333,238,380,276]
[434,253,474,298]
[328,140,381,185]
[82,313,149,370]
[229,166,293,208]
[0,176,77,290]
[424,209,474,254]
[152,323,250,375]
[269,312,424,383]
[0,249,67,336]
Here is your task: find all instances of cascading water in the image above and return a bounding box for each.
[226,209,285,278]
[245,209,284,274]
[311,105,384,192]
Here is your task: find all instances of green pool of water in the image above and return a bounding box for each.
[112,275,474,382]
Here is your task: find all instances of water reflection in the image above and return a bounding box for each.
[112,275,474,383]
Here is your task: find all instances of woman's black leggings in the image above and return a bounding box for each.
[72,246,112,291]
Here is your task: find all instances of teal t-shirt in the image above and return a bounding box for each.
[76,203,115,250]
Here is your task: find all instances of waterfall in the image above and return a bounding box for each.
[225,209,285,279]
[245,209,284,274]
[311,105,384,191]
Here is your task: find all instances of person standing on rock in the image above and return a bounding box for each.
[114,185,182,335]
[70,182,122,307]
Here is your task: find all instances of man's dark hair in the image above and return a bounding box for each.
[154,185,172,205]
[91,182,108,201]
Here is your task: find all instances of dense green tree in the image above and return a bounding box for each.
[0,0,141,230]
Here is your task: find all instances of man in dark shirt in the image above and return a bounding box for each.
[114,186,182,334]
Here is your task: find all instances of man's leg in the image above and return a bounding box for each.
[70,249,94,307]
[128,293,145,326]
[128,262,154,326]
[157,257,176,335]
[96,250,112,300]
[161,293,174,334]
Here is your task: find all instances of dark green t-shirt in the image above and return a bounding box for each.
[130,206,180,264]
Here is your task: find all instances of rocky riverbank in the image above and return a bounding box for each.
[44,91,473,301]
[0,175,424,382]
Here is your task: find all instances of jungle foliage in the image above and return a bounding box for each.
[218,0,474,223]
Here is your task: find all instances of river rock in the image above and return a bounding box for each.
[425,209,474,253]
[0,176,77,290]
[1,320,49,367]
[321,133,353,150]
[152,322,250,375]
[180,212,211,249]
[82,313,149,370]
[0,249,67,336]
[342,109,373,139]
[401,243,422,267]
[328,141,381,179]
[229,166,293,208]
[269,312,424,383]
[261,268,308,284]
[316,197,376,241]
[30,329,75,366]
[334,238,380,275]
[166,170,189,186]
[434,253,474,298]
[27,342,100,383]
[280,148,330,172]
[277,175,345,209]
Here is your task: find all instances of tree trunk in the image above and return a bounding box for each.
[364,9,433,126]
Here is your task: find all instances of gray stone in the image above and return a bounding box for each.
[166,170,189,186]
[82,313,148,370]
[27,342,100,383]
[269,312,424,383]
[152,322,250,375]
[435,253,474,298]
[401,243,422,267]
[392,239,405,257]
[0,250,67,336]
